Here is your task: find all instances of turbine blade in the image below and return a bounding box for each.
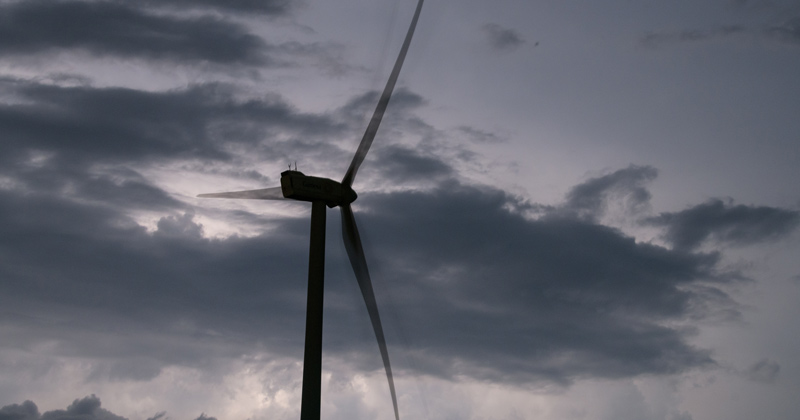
[340,204,399,420]
[197,186,285,200]
[342,0,425,188]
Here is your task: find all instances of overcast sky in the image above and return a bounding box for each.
[1,0,800,419]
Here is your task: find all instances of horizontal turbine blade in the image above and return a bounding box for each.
[340,204,399,420]
[342,0,425,188]
[197,186,285,200]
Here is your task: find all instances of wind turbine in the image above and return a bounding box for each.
[197,1,424,419]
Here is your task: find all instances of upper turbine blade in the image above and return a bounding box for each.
[342,0,425,188]
[340,204,399,420]
[197,186,285,200]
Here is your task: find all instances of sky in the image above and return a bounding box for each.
[1,0,800,419]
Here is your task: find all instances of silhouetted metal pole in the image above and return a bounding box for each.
[300,200,326,420]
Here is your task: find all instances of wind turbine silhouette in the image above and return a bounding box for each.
[198,1,424,419]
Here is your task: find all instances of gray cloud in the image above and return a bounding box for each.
[766,17,800,45]
[641,16,800,49]
[0,1,268,65]
[0,1,344,72]
[357,181,724,383]
[1,1,796,418]
[71,168,185,212]
[457,126,506,144]
[0,77,345,225]
[562,165,657,221]
[0,396,126,420]
[0,53,785,390]
[743,359,780,384]
[137,0,293,15]
[645,199,800,250]
[41,396,126,420]
[0,400,39,420]
[640,25,747,48]
[0,5,793,394]
[373,145,453,183]
[0,72,764,386]
[671,412,694,420]
[0,78,342,166]
[0,395,209,420]
[482,23,525,51]
[0,166,735,388]
[339,88,426,122]
[0,78,424,183]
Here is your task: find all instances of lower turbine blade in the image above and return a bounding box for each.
[197,186,285,200]
[340,204,399,420]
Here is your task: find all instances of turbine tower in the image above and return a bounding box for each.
[198,1,424,419]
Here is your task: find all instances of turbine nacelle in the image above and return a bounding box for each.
[280,170,357,208]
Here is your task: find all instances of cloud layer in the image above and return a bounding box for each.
[2,25,797,390]
[647,199,799,250]
[2,0,799,418]
[0,395,213,420]
[0,1,267,64]
[482,23,525,51]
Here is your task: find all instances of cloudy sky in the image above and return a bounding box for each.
[2,0,800,419]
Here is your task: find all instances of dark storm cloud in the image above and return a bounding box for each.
[372,145,453,182]
[766,17,800,45]
[457,126,506,144]
[40,396,126,420]
[12,158,185,212]
[0,21,791,387]
[0,73,771,385]
[0,396,126,420]
[139,0,293,15]
[640,25,746,48]
[0,400,39,420]
[74,169,185,211]
[334,88,436,175]
[0,1,268,65]
[641,16,800,49]
[0,77,418,183]
[339,88,426,123]
[743,359,780,384]
[645,199,800,250]
[0,53,788,388]
[482,23,525,51]
[0,163,733,387]
[0,78,341,166]
[562,165,657,221]
[0,395,210,420]
[355,181,723,383]
[0,187,314,370]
